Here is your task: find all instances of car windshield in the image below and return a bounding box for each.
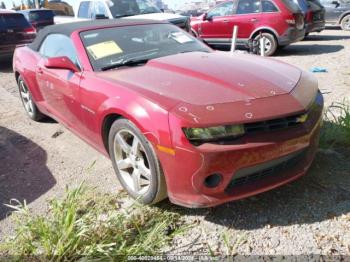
[80,23,211,71]
[106,0,162,18]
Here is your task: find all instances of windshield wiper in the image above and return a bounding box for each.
[101,58,150,71]
[178,50,210,54]
[101,51,159,71]
[115,14,138,18]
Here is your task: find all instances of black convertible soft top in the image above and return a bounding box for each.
[29,19,167,51]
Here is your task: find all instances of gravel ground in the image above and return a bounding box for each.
[0,28,350,255]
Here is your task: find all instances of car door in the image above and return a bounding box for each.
[36,34,84,129]
[198,1,236,42]
[233,0,262,41]
[320,0,343,22]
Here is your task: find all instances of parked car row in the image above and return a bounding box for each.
[0,10,36,59]
[50,0,191,33]
[190,0,350,55]
[18,9,55,31]
[0,0,349,60]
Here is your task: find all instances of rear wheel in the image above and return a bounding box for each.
[253,32,277,56]
[340,15,350,31]
[108,119,167,205]
[302,33,309,40]
[18,76,45,121]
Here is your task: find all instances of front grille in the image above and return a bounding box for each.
[244,111,307,134]
[225,149,307,193]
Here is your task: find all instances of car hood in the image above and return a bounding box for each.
[123,12,186,21]
[98,52,301,109]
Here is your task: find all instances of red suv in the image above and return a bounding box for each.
[191,0,305,56]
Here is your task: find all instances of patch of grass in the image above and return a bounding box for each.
[320,100,350,149]
[0,184,185,261]
[222,232,247,256]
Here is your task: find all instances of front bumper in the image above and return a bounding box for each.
[278,27,305,46]
[160,93,323,208]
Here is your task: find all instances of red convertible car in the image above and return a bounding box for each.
[13,19,323,208]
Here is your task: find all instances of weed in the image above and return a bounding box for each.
[0,184,185,261]
[320,100,350,149]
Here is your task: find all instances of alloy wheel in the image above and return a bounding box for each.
[260,36,272,53]
[342,17,350,30]
[19,80,35,117]
[113,129,151,195]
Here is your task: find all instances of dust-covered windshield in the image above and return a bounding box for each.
[80,23,211,71]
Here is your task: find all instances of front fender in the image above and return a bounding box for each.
[97,96,173,149]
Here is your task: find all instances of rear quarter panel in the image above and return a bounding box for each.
[13,47,45,106]
[269,0,295,35]
[256,10,286,36]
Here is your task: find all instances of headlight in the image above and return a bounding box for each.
[183,125,245,142]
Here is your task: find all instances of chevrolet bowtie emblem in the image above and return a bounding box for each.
[296,113,308,123]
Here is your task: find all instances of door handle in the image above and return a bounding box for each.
[223,19,229,23]
[251,18,258,22]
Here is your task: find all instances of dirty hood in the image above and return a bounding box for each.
[97,52,302,109]
[123,12,186,21]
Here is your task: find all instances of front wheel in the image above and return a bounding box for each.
[253,33,278,56]
[108,119,167,205]
[340,15,350,31]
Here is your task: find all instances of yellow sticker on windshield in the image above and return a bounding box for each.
[87,41,123,60]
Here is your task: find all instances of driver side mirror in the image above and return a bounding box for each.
[203,13,213,21]
[44,56,79,72]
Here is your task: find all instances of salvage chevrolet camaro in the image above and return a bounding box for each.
[13,19,324,208]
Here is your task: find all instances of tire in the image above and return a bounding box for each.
[340,15,350,31]
[108,118,167,205]
[191,29,199,38]
[253,32,278,56]
[277,45,288,50]
[18,76,45,121]
[302,33,309,40]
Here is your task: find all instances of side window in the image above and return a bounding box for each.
[207,2,234,18]
[39,34,78,65]
[262,0,279,12]
[78,1,92,18]
[236,0,261,14]
[95,1,108,17]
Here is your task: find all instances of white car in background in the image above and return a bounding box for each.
[51,0,191,32]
